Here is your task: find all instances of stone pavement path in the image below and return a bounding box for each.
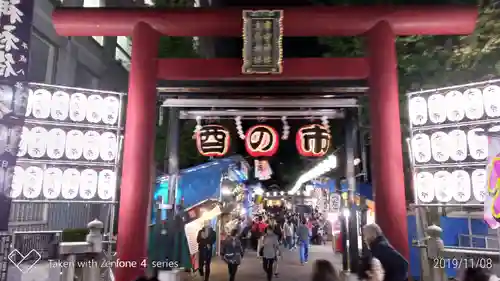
[197,245,356,281]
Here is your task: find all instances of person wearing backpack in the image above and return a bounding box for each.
[221,229,244,281]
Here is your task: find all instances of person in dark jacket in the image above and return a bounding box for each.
[221,229,244,281]
[197,221,217,281]
[363,224,408,281]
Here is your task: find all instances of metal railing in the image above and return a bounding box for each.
[0,235,11,281]
[10,231,62,262]
[458,234,500,250]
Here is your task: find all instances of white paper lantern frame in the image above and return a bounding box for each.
[411,125,494,165]
[26,85,122,125]
[409,84,500,128]
[414,168,485,204]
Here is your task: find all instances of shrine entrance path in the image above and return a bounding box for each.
[194,244,356,281]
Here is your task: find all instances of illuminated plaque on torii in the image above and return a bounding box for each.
[242,10,283,74]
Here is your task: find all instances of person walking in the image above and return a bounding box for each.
[362,223,408,281]
[283,220,294,250]
[269,219,283,277]
[197,221,216,281]
[297,218,310,265]
[259,226,280,281]
[221,229,244,281]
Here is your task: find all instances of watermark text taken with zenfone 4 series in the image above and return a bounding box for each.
[8,248,180,274]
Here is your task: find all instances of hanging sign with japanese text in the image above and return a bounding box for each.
[296,124,331,157]
[0,0,35,231]
[196,125,231,157]
[0,0,34,81]
[242,10,283,74]
[244,124,279,157]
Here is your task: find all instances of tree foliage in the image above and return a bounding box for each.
[154,0,199,58]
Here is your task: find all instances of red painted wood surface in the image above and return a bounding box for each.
[53,6,477,37]
[156,58,368,81]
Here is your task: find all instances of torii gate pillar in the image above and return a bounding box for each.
[115,22,160,281]
[367,21,409,258]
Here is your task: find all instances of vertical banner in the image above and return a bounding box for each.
[242,10,283,74]
[0,0,35,230]
[484,136,500,229]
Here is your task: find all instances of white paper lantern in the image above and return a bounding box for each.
[463,88,484,120]
[61,168,80,199]
[23,166,44,199]
[98,169,116,200]
[448,129,467,161]
[7,126,22,157]
[471,169,487,202]
[46,128,66,159]
[10,166,24,198]
[42,167,63,199]
[31,88,51,119]
[451,170,471,202]
[65,130,84,160]
[69,93,88,122]
[83,131,101,161]
[427,94,447,124]
[13,86,29,116]
[16,127,29,157]
[430,131,450,162]
[50,91,70,121]
[100,132,117,161]
[483,85,500,118]
[79,169,98,199]
[0,167,13,198]
[415,172,435,203]
[467,128,488,160]
[434,171,453,202]
[489,125,500,133]
[411,133,432,163]
[28,127,48,158]
[0,124,7,154]
[102,96,120,125]
[444,90,465,122]
[409,96,428,126]
[86,94,103,123]
[0,86,12,121]
[25,88,33,117]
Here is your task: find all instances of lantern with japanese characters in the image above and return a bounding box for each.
[196,125,231,157]
[296,124,331,157]
[244,124,279,157]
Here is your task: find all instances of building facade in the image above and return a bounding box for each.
[8,0,147,232]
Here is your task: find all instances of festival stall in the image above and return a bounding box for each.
[150,156,249,270]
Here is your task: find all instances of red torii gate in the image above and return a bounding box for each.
[52,6,477,281]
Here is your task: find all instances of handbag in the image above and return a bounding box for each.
[259,247,264,257]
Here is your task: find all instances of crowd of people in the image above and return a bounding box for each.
[135,208,499,281]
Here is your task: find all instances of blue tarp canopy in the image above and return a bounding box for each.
[153,155,247,210]
[177,155,246,208]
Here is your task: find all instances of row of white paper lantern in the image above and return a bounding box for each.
[411,126,499,163]
[10,166,116,200]
[27,89,120,125]
[415,169,486,203]
[409,85,500,126]
[16,127,117,161]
